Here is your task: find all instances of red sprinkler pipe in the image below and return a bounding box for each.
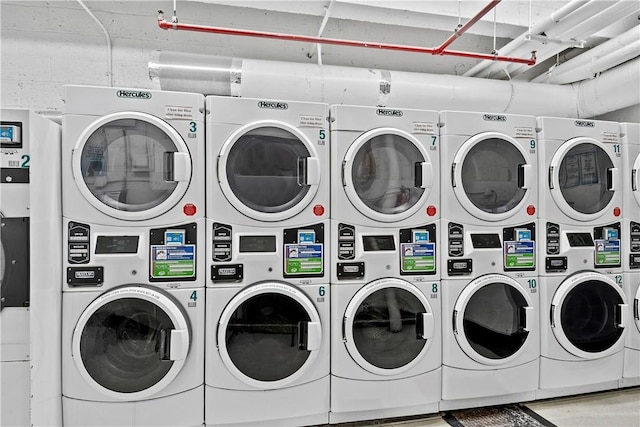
[157,10,536,66]
[434,0,501,54]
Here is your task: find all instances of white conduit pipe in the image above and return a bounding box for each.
[532,25,640,84]
[149,52,640,118]
[478,1,635,80]
[464,0,589,77]
[77,0,113,86]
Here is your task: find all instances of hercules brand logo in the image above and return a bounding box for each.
[574,120,595,127]
[116,90,152,99]
[376,108,403,117]
[483,114,507,122]
[258,101,288,110]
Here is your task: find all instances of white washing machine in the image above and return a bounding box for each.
[206,95,329,227]
[1,109,58,427]
[62,86,206,426]
[621,122,640,387]
[205,225,329,426]
[537,117,626,399]
[439,111,539,410]
[329,105,440,423]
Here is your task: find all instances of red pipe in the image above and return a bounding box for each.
[434,0,501,54]
[157,12,535,66]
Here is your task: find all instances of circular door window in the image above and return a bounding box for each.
[72,286,191,399]
[454,274,533,365]
[550,139,617,221]
[552,272,627,359]
[217,282,322,388]
[73,112,192,221]
[343,278,434,376]
[218,123,320,222]
[453,133,532,221]
[343,129,433,222]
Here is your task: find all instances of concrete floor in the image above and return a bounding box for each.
[353,387,640,427]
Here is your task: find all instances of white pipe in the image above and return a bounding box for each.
[575,57,640,118]
[472,0,638,80]
[149,51,632,118]
[464,0,589,77]
[77,0,112,86]
[312,0,336,66]
[533,25,640,84]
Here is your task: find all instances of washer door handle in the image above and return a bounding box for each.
[521,306,533,332]
[632,169,638,192]
[417,312,434,340]
[166,152,191,182]
[298,157,320,186]
[416,162,433,189]
[518,164,532,189]
[169,329,189,361]
[298,321,321,351]
[617,303,629,329]
[607,167,619,191]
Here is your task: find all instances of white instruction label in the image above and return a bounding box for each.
[515,127,535,139]
[601,132,619,143]
[299,115,324,128]
[165,106,193,120]
[413,122,435,135]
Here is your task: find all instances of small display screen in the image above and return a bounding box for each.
[363,235,396,251]
[567,232,595,247]
[239,235,277,253]
[95,235,139,254]
[0,122,22,148]
[470,234,502,249]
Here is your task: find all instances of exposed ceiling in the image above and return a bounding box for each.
[185,0,640,83]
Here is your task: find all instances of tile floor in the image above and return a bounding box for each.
[349,387,640,427]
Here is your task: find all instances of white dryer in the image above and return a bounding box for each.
[439,111,539,410]
[329,105,440,423]
[537,117,626,399]
[206,95,329,227]
[205,226,329,426]
[62,86,206,426]
[621,122,640,387]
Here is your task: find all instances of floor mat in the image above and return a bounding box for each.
[443,405,556,427]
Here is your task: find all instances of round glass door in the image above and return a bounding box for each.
[72,286,190,399]
[217,282,322,388]
[218,123,320,222]
[454,274,533,365]
[73,112,192,221]
[550,138,617,221]
[343,129,433,222]
[551,272,627,359]
[452,132,532,221]
[343,278,434,376]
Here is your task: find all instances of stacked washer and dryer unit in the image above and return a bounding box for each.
[439,111,540,410]
[536,117,628,399]
[61,86,206,426]
[620,122,640,388]
[205,96,331,426]
[329,105,441,423]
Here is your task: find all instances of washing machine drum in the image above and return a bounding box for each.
[549,139,617,220]
[453,274,534,365]
[73,112,193,220]
[343,278,435,376]
[217,282,323,388]
[0,216,29,309]
[453,133,532,221]
[219,125,320,221]
[72,286,190,398]
[551,272,627,359]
